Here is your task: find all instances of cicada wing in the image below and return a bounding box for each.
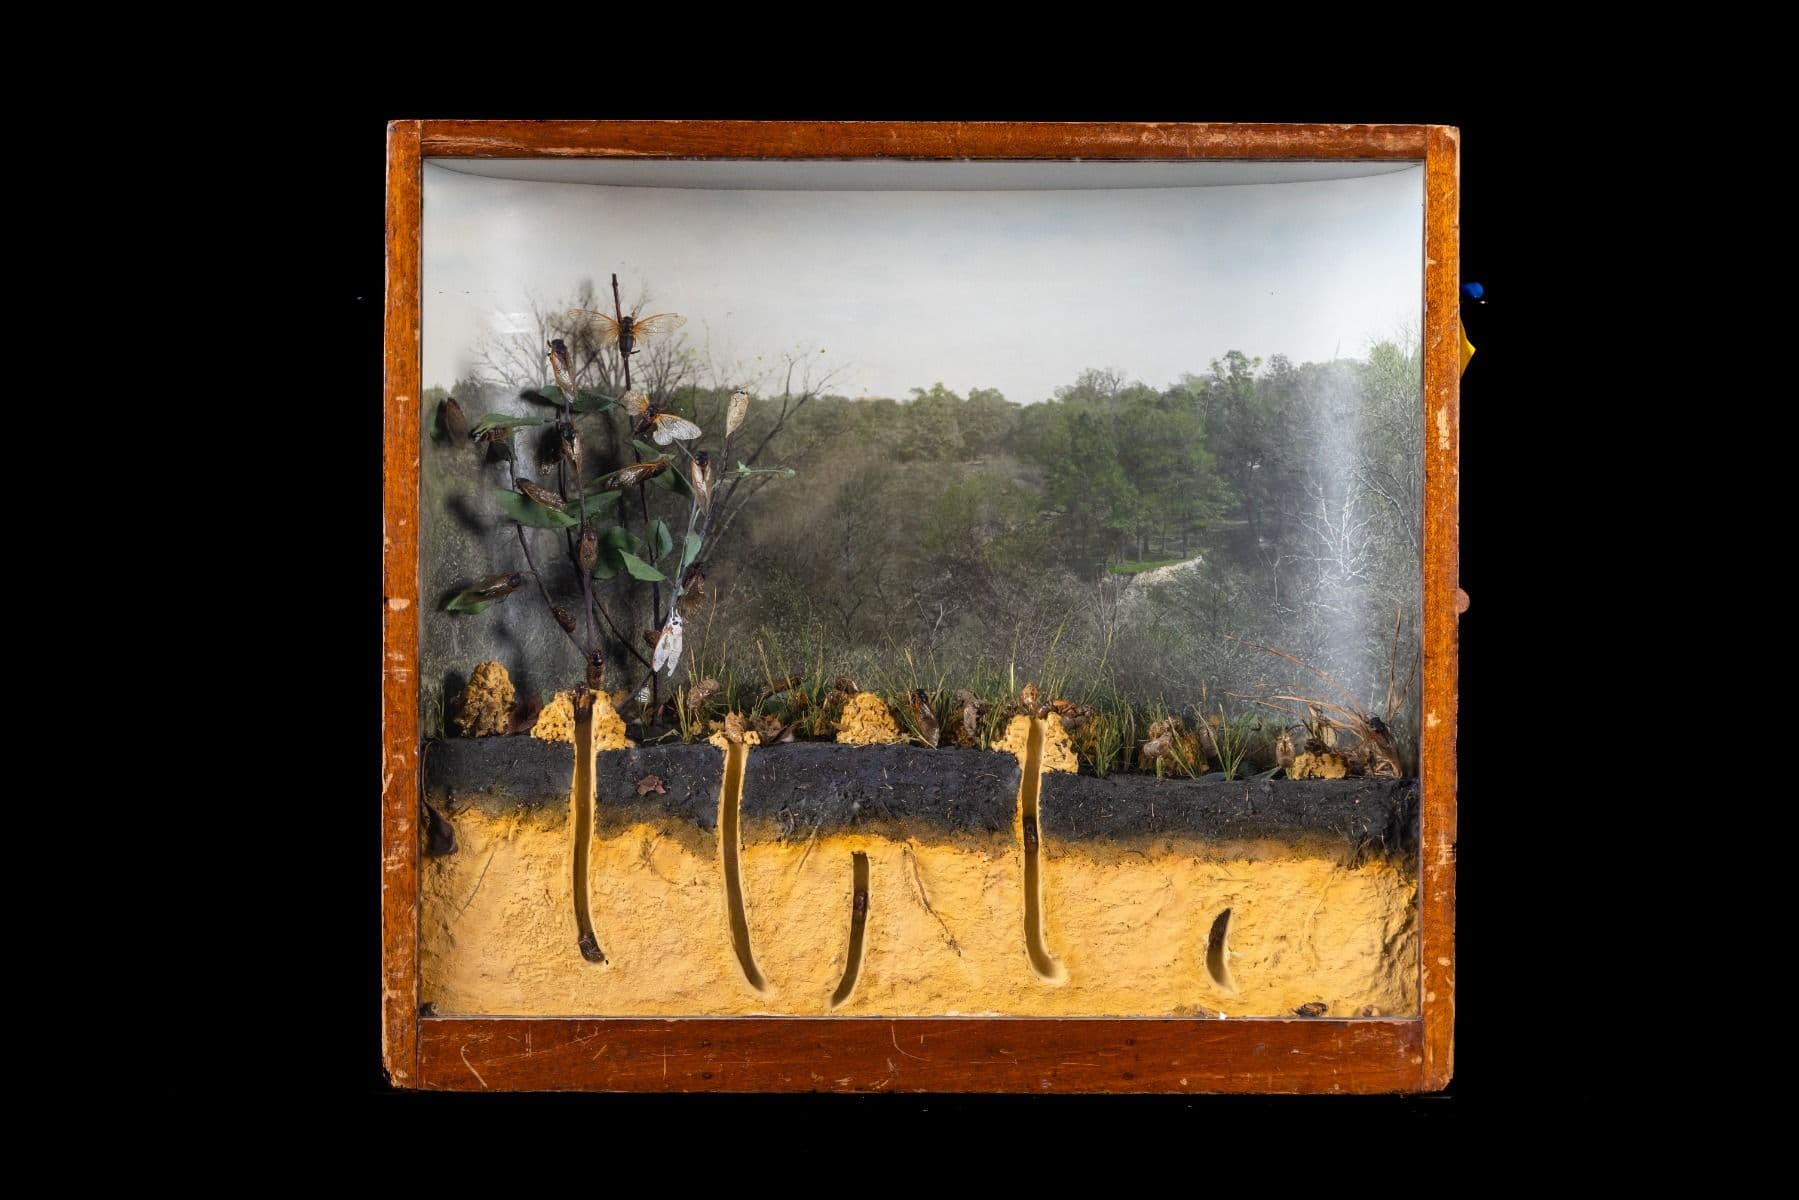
[630,312,687,340]
[653,619,685,676]
[548,352,578,396]
[621,390,652,418]
[651,415,703,444]
[567,309,623,348]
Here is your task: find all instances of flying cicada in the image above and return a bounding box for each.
[568,303,686,360]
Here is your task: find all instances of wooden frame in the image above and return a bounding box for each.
[382,120,1459,1092]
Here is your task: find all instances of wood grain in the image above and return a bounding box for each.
[381,119,422,1087]
[1418,125,1460,1090]
[418,1017,1426,1093]
[382,120,1458,1093]
[417,120,1430,160]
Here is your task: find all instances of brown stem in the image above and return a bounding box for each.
[614,271,659,707]
[505,459,584,659]
[512,524,585,659]
[625,489,707,727]
[589,591,656,674]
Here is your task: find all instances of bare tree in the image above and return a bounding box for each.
[707,346,849,545]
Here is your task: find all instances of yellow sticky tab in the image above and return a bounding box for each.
[1460,321,1476,375]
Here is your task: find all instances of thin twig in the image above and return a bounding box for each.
[615,272,660,706]
[625,486,704,724]
[513,524,584,657]
[1228,636,1363,710]
[589,593,656,673]
[506,459,584,658]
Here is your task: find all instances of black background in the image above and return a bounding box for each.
[313,84,1532,1133]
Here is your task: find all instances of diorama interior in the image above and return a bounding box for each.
[415,156,1427,1018]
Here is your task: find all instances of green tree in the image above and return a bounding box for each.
[959,387,1018,457]
[900,383,966,461]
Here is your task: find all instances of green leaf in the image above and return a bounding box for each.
[493,487,578,529]
[617,550,666,582]
[568,490,620,522]
[591,524,635,579]
[444,590,497,614]
[525,386,616,413]
[650,519,674,562]
[471,413,552,435]
[572,390,618,414]
[679,532,702,573]
[629,438,664,458]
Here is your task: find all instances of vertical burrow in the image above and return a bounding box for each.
[1018,716,1065,982]
[571,695,605,964]
[719,740,769,993]
[1206,907,1236,993]
[829,851,870,1009]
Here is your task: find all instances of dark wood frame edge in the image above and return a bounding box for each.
[381,119,1458,1093]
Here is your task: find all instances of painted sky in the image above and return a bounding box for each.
[422,163,1424,402]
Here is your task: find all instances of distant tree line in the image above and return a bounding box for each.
[430,287,1421,720]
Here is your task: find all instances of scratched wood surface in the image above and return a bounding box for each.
[1418,126,1460,1090]
[418,1018,1426,1093]
[417,120,1430,160]
[381,119,422,1087]
[382,120,1459,1092]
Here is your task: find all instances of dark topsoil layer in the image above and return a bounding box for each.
[423,738,1416,853]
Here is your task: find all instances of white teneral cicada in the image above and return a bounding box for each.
[652,612,685,677]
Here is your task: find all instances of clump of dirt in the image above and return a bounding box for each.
[1290,751,1350,780]
[592,690,632,750]
[530,692,576,742]
[836,692,904,745]
[705,710,764,752]
[995,712,1079,773]
[530,689,632,749]
[454,661,514,737]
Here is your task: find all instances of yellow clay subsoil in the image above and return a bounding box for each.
[420,804,1417,1017]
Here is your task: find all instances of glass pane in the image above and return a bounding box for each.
[419,158,1425,1018]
